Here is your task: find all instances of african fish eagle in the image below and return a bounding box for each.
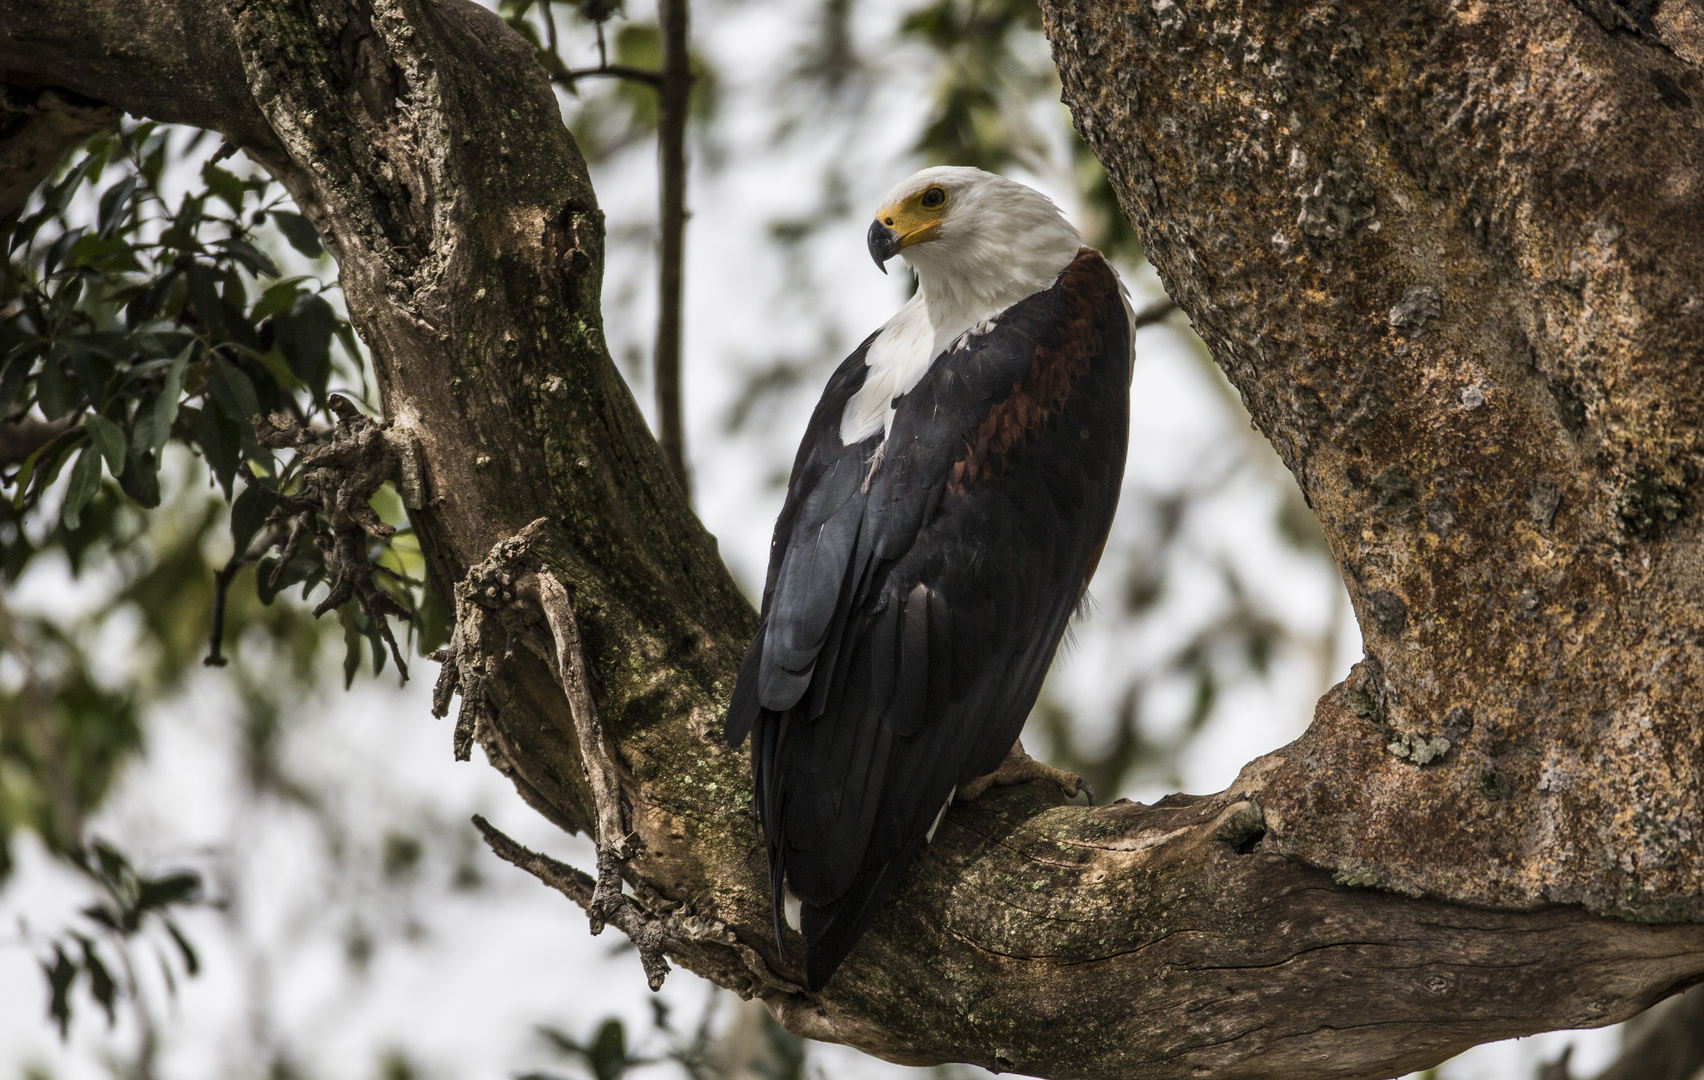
[725,166,1134,990]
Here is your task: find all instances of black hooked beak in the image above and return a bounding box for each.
[867,220,900,274]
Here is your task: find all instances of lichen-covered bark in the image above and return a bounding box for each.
[1041,0,1704,922]
[4,2,1704,1078]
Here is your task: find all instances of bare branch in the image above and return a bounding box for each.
[654,0,692,492]
[1131,297,1177,331]
[472,813,670,991]
[0,412,74,467]
[552,64,664,88]
[526,571,634,918]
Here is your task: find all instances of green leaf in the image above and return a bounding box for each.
[132,344,190,457]
[416,581,452,655]
[334,320,363,369]
[137,870,200,911]
[269,211,324,259]
[257,554,317,605]
[97,176,140,239]
[192,404,240,499]
[118,446,161,508]
[48,275,85,325]
[276,294,336,397]
[206,356,261,424]
[48,153,98,213]
[185,264,230,340]
[164,918,200,977]
[92,838,130,885]
[0,344,40,413]
[61,445,102,531]
[216,237,280,278]
[67,233,140,271]
[251,277,309,323]
[201,162,247,213]
[36,350,68,419]
[140,131,168,188]
[85,414,127,477]
[230,480,272,557]
[43,227,85,279]
[589,1018,628,1080]
[12,435,74,510]
[127,267,181,328]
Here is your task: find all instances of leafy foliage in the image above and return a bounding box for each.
[0,122,446,1051]
[523,995,823,1080]
[0,121,445,700]
[35,838,203,1039]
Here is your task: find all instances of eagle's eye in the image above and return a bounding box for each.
[920,186,946,209]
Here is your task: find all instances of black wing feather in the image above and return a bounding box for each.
[727,250,1131,988]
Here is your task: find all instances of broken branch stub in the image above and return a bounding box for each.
[443,520,666,986]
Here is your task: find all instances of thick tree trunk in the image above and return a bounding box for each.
[1041,0,1704,920]
[3,2,1703,1079]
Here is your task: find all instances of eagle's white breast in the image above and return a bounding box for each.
[839,297,937,445]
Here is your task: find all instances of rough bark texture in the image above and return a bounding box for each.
[4,2,1704,1079]
[1041,0,1704,921]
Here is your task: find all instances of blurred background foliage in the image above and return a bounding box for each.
[0,0,1363,1078]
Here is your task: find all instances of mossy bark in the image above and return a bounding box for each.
[4,2,1704,1078]
[1042,0,1704,921]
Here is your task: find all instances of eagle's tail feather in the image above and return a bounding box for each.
[798,833,927,991]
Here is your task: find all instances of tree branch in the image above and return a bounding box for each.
[0,86,116,222]
[653,0,691,492]
[1131,297,1177,332]
[0,412,75,467]
[5,1,1703,1077]
[551,64,664,89]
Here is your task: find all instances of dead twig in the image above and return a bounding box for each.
[438,520,674,987]
[653,0,691,492]
[472,814,670,991]
[439,521,814,999]
[552,64,664,88]
[526,569,633,929]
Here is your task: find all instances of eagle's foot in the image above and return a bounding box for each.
[958,739,1096,805]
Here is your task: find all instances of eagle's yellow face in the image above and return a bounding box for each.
[875,183,950,251]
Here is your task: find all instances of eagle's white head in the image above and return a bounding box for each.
[867,166,1085,321]
[839,167,1102,445]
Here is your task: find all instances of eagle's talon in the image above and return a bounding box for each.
[960,739,1094,806]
